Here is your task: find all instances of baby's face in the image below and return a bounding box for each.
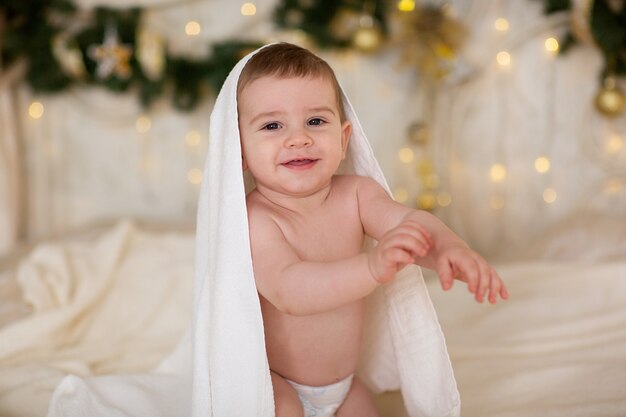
[238,75,351,198]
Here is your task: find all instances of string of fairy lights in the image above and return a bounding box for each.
[23,0,626,206]
[24,2,265,189]
[392,3,625,215]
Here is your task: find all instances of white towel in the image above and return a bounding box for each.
[47,44,460,417]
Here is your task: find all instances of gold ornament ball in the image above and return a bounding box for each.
[330,8,361,41]
[407,122,430,145]
[594,79,626,117]
[352,26,383,53]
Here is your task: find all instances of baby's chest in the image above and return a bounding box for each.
[286,216,364,262]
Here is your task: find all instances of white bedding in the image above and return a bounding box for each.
[0,221,193,417]
[0,221,625,417]
[429,262,626,417]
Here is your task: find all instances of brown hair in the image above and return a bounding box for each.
[237,43,346,121]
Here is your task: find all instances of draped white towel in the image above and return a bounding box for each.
[47,44,460,417]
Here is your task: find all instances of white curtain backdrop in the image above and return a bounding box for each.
[2,0,624,257]
[14,0,418,242]
[430,0,626,258]
[0,64,26,256]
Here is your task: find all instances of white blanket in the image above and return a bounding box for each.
[42,44,459,417]
[429,261,626,417]
[3,224,625,417]
[0,221,192,417]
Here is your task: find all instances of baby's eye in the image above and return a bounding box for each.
[263,122,280,130]
[308,118,325,126]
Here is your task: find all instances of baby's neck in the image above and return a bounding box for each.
[254,179,335,214]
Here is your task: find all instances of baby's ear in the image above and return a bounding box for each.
[340,121,352,159]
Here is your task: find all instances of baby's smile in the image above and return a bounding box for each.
[281,158,319,169]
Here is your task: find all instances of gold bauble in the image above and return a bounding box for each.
[330,8,361,41]
[594,78,626,117]
[285,9,305,26]
[407,122,429,145]
[352,25,384,53]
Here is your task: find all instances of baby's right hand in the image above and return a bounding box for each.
[368,220,432,283]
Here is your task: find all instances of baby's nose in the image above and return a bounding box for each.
[286,133,313,148]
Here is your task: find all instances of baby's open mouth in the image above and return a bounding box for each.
[283,158,318,167]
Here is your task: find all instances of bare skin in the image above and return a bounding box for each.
[239,75,509,416]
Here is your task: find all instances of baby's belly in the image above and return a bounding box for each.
[262,298,366,386]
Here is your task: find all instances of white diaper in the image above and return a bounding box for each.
[286,374,354,417]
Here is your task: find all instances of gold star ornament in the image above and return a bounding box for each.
[88,25,133,80]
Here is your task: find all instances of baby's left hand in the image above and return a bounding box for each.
[434,243,509,303]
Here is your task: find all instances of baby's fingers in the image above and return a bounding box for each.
[405,220,433,246]
[436,258,454,291]
[455,257,480,294]
[386,231,429,258]
[400,220,433,249]
[387,247,416,266]
[498,276,510,301]
[474,261,492,303]
[487,269,509,303]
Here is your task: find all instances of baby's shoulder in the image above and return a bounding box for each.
[332,174,384,193]
[245,191,282,234]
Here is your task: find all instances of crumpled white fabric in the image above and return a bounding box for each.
[47,44,460,417]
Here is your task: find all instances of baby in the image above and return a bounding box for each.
[237,43,508,417]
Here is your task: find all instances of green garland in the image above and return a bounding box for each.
[590,0,626,76]
[2,0,624,112]
[1,0,262,111]
[273,0,387,49]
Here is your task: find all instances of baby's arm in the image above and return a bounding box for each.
[356,176,508,303]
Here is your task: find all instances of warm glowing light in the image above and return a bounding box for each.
[490,195,505,210]
[606,134,624,154]
[437,192,452,207]
[543,187,557,203]
[545,37,559,53]
[241,3,257,16]
[140,156,158,175]
[490,164,507,182]
[425,173,439,189]
[397,0,415,12]
[496,51,511,67]
[394,187,409,203]
[417,159,432,176]
[29,101,44,119]
[417,193,436,210]
[185,21,201,36]
[534,156,551,173]
[185,130,202,147]
[136,116,151,133]
[187,168,203,184]
[398,147,415,164]
[604,179,625,196]
[494,18,509,31]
